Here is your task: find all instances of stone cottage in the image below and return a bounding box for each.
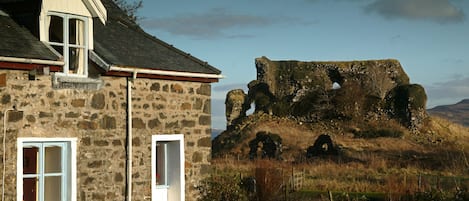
[0,0,222,201]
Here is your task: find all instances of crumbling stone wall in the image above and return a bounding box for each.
[226,56,428,131]
[0,70,212,201]
[225,89,248,127]
[255,56,410,101]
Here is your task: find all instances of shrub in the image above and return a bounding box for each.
[353,128,404,139]
[255,161,285,201]
[454,188,469,201]
[271,98,292,117]
[399,188,469,201]
[404,189,450,201]
[197,175,248,201]
[334,192,370,201]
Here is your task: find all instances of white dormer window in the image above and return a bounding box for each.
[47,12,88,77]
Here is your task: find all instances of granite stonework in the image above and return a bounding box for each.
[0,70,212,201]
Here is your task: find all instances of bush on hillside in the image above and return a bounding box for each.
[353,128,404,139]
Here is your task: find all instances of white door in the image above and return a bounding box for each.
[152,134,185,201]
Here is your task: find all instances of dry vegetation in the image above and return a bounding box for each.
[210,115,469,200]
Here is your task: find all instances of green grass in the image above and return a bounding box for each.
[289,190,386,201]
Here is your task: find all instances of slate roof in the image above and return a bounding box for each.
[0,9,59,61]
[93,0,221,75]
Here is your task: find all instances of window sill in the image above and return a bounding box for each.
[52,73,103,90]
[156,185,169,189]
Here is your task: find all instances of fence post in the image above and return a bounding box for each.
[290,166,296,191]
[418,173,421,192]
[404,173,407,190]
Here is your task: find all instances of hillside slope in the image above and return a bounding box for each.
[213,111,469,166]
[428,99,469,127]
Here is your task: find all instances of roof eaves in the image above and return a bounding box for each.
[89,50,111,71]
[109,65,223,79]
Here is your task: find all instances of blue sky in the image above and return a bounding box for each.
[136,0,469,130]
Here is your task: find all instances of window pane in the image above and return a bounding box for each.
[49,16,63,43]
[69,18,84,45]
[23,177,38,201]
[23,147,39,174]
[156,142,167,185]
[44,176,62,201]
[69,47,85,74]
[45,146,62,173]
[51,45,63,56]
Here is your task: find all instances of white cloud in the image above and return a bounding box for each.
[425,76,469,107]
[141,8,310,39]
[141,8,271,39]
[365,0,465,23]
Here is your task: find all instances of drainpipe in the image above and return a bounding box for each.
[126,72,136,201]
[2,107,16,201]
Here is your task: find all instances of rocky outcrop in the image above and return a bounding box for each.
[225,89,248,127]
[226,56,428,131]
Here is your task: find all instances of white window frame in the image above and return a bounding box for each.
[17,138,77,201]
[151,134,185,201]
[47,11,89,77]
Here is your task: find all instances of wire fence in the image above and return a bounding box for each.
[235,167,469,201]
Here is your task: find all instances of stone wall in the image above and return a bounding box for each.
[0,70,212,200]
[255,56,410,101]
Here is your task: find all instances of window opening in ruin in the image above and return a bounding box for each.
[332,82,341,90]
[246,103,255,115]
[321,143,329,152]
[18,139,76,201]
[47,12,88,77]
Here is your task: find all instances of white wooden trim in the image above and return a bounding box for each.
[46,12,89,77]
[82,0,107,24]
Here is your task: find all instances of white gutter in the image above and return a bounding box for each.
[0,56,64,66]
[110,66,224,79]
[126,72,136,201]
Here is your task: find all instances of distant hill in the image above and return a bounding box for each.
[428,99,469,127]
[211,128,224,139]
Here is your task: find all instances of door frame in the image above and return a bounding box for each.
[151,134,185,201]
